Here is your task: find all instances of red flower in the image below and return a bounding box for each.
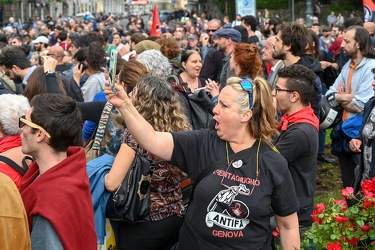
[361,225,372,233]
[363,199,375,209]
[342,187,354,199]
[363,189,374,199]
[315,202,325,214]
[362,178,375,193]
[311,212,322,224]
[344,237,359,246]
[335,215,348,223]
[334,200,348,211]
[326,242,342,250]
[272,226,279,237]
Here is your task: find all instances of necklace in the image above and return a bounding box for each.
[222,139,261,196]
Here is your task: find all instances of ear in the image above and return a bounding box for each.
[36,130,48,143]
[284,44,291,53]
[290,91,300,103]
[240,110,252,123]
[182,61,186,69]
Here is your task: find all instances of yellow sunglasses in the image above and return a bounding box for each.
[19,115,51,139]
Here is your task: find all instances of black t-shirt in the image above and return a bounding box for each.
[247,35,260,46]
[274,122,318,226]
[171,130,299,250]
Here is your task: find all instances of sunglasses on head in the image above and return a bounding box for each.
[239,79,254,110]
[19,115,51,138]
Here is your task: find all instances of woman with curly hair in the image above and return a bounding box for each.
[105,76,191,250]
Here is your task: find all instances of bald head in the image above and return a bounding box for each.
[49,46,65,63]
[364,22,375,35]
[207,19,222,37]
[261,36,278,65]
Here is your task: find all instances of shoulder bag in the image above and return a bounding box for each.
[106,146,155,222]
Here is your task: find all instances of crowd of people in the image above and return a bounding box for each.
[0,8,374,250]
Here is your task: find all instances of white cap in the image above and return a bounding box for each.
[32,36,49,44]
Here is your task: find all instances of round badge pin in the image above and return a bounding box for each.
[232,160,243,168]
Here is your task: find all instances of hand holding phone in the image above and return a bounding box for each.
[79,61,88,72]
[109,50,118,93]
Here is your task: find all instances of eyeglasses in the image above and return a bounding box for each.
[47,53,55,56]
[239,79,254,110]
[275,86,295,94]
[19,115,51,138]
[207,29,218,33]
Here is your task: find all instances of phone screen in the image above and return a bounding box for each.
[109,50,118,88]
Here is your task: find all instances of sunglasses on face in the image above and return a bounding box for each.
[239,79,254,110]
[19,115,51,138]
[207,29,218,33]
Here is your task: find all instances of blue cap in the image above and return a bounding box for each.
[214,29,242,43]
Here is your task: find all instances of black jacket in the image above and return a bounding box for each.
[296,55,323,119]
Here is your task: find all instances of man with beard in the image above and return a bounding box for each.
[319,28,335,51]
[0,46,62,95]
[326,26,375,188]
[32,35,49,55]
[263,17,282,39]
[272,23,322,118]
[214,28,241,89]
[0,47,36,88]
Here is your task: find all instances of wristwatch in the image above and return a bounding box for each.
[45,70,55,75]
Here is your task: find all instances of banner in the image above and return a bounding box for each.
[235,0,256,17]
[364,0,375,22]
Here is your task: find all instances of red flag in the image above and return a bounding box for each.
[150,5,161,36]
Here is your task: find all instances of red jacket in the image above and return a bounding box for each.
[0,135,24,187]
[20,147,96,250]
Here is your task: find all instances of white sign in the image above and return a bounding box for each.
[236,0,256,17]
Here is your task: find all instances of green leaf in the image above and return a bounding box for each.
[356,220,364,227]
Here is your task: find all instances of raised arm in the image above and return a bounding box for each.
[104,83,174,161]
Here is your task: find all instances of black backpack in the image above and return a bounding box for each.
[167,75,215,130]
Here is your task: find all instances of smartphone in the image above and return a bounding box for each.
[109,50,118,88]
[79,61,88,72]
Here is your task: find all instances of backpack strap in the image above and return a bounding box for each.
[0,155,27,175]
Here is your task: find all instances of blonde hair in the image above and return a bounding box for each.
[227,76,278,143]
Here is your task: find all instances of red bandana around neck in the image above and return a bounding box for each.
[277,105,320,131]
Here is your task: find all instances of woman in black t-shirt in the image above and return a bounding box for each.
[105,76,300,250]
